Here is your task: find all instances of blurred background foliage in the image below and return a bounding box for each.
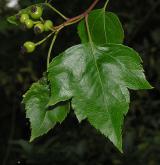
[0,0,160,165]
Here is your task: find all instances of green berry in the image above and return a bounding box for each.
[24,19,34,29]
[20,14,29,23]
[22,41,36,53]
[30,5,43,19]
[34,23,44,34]
[44,20,53,31]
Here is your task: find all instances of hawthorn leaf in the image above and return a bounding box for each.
[78,9,124,45]
[48,43,152,151]
[23,79,70,142]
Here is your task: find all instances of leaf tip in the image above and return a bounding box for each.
[29,136,35,143]
[148,85,154,89]
[114,140,123,153]
[116,143,123,153]
[141,82,154,90]
[29,132,39,143]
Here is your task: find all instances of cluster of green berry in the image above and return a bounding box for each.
[19,5,53,53]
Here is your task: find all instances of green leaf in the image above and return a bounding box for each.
[23,79,70,141]
[7,16,19,25]
[78,9,124,45]
[48,43,152,151]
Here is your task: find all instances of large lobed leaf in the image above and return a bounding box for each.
[48,43,152,151]
[23,79,70,141]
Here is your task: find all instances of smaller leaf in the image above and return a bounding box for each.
[78,9,124,45]
[7,16,18,25]
[23,78,70,141]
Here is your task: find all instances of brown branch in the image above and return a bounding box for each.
[54,0,100,30]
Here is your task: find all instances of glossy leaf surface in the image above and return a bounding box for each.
[23,79,70,141]
[78,9,124,45]
[48,43,152,151]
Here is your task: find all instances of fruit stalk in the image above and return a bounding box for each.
[45,3,68,20]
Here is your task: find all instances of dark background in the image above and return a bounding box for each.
[0,0,160,164]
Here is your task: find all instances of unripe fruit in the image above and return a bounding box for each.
[22,41,36,53]
[44,20,53,31]
[20,14,29,23]
[24,19,34,29]
[30,5,43,19]
[34,23,44,34]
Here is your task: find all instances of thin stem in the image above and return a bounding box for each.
[33,21,41,24]
[103,0,109,10]
[35,32,54,46]
[85,15,93,45]
[54,0,100,30]
[40,17,44,23]
[47,30,60,68]
[65,17,84,26]
[45,3,68,20]
[84,0,100,15]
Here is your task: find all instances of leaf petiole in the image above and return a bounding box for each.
[103,0,109,11]
[85,15,94,48]
[47,30,60,68]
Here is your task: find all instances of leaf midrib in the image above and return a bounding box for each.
[88,43,116,136]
